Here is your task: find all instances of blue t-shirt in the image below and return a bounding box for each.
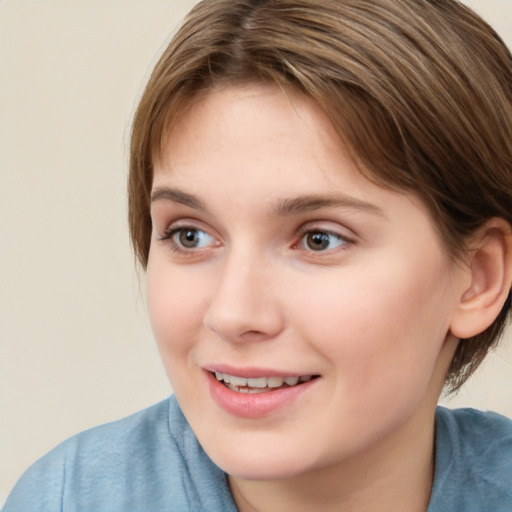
[4,396,512,511]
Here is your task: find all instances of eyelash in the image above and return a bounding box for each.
[159,225,216,254]
[158,224,354,256]
[295,226,353,253]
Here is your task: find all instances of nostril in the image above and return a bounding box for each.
[238,330,268,341]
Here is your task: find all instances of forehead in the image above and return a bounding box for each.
[155,84,367,193]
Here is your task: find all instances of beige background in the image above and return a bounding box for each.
[1,0,511,504]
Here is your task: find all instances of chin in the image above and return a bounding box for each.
[202,433,322,481]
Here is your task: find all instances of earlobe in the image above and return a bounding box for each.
[450,218,512,339]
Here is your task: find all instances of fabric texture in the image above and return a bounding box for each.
[4,396,512,511]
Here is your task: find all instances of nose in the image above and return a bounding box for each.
[203,250,285,343]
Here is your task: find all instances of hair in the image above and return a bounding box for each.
[128,0,512,392]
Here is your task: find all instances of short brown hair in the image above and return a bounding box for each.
[128,0,512,392]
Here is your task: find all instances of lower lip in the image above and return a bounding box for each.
[206,372,318,418]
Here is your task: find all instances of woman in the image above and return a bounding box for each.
[5,0,512,510]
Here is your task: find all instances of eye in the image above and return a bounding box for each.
[164,227,216,250]
[300,230,347,251]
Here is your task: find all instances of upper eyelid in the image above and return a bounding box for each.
[161,225,211,240]
[158,218,212,235]
[296,221,356,240]
[296,230,351,248]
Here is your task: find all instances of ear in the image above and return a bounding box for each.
[450,218,512,339]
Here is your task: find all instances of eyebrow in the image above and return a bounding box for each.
[151,187,209,212]
[151,186,385,219]
[272,194,386,218]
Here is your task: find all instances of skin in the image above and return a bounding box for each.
[146,84,470,512]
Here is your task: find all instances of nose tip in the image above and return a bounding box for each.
[203,259,284,343]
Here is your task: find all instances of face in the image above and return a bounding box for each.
[147,84,464,481]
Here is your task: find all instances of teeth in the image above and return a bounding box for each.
[214,372,314,391]
[229,375,247,387]
[226,384,268,394]
[267,376,285,388]
[247,377,267,388]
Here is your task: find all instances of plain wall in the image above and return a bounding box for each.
[1,0,511,504]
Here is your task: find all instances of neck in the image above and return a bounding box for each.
[229,404,436,512]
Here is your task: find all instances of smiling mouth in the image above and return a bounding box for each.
[213,372,319,394]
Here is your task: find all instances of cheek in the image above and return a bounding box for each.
[146,258,209,358]
[291,255,453,391]
[146,259,215,405]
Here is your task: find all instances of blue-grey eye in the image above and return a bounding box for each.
[302,231,345,251]
[173,228,214,249]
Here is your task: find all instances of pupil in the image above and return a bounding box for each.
[179,230,199,247]
[307,232,329,250]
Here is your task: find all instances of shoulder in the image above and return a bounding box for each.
[437,405,512,434]
[429,406,512,512]
[436,406,512,467]
[4,396,235,512]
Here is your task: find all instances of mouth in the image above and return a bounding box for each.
[212,372,319,394]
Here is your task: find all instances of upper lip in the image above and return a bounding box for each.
[202,364,316,379]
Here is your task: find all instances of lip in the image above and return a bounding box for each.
[205,369,318,419]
